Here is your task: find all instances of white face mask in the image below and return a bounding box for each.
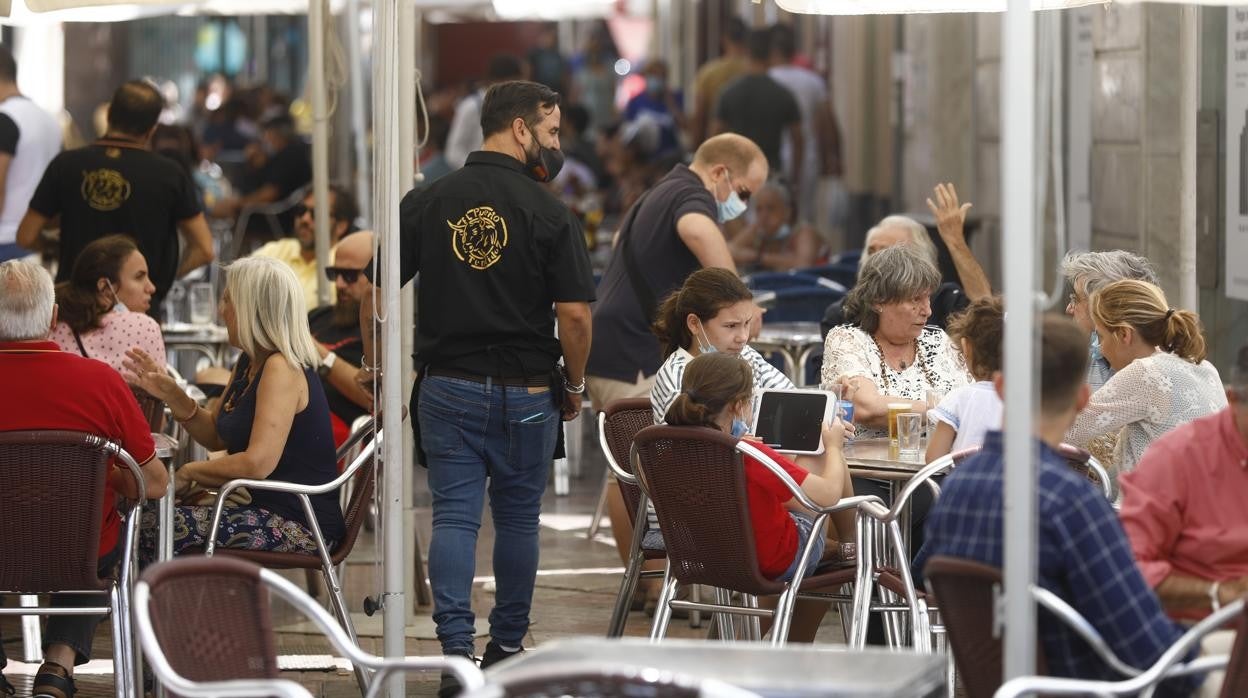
[696,321,718,355]
[716,171,748,223]
[106,280,128,313]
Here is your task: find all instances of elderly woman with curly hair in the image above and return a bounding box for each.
[820,244,971,440]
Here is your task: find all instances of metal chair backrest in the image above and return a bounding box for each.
[632,425,785,597]
[764,286,846,323]
[599,398,657,525]
[139,556,281,684]
[130,386,166,432]
[0,430,112,592]
[1221,599,1248,698]
[332,428,378,566]
[924,555,1046,698]
[1056,443,1115,501]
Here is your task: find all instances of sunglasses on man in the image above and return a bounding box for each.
[325,267,366,283]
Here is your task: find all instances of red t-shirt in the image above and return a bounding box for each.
[0,340,156,556]
[744,442,811,579]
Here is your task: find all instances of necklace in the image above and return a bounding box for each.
[221,365,259,413]
[872,333,936,394]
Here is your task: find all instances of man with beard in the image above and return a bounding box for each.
[253,184,359,311]
[311,230,375,446]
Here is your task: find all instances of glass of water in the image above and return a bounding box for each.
[189,283,214,325]
[897,412,922,458]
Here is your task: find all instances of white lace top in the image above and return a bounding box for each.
[820,325,971,439]
[1067,350,1226,476]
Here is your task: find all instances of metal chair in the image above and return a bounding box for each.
[193,419,382,691]
[994,596,1247,698]
[744,271,844,293]
[632,425,880,646]
[1056,443,1115,502]
[799,261,859,289]
[599,399,687,637]
[0,430,148,698]
[461,660,760,698]
[134,556,483,698]
[924,555,1174,698]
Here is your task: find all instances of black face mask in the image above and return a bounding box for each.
[524,139,564,183]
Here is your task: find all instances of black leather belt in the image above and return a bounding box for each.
[426,367,551,387]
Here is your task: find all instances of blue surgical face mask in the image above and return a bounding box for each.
[696,322,718,355]
[716,173,748,223]
[106,280,127,313]
[730,418,749,439]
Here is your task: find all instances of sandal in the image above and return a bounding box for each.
[817,542,858,570]
[32,662,75,698]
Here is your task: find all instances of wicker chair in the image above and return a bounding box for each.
[1055,443,1115,502]
[632,425,880,646]
[994,595,1247,698]
[135,556,482,698]
[0,430,149,698]
[924,555,1197,698]
[599,399,679,637]
[189,419,381,691]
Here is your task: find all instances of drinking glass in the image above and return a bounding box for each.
[897,412,922,457]
[887,402,911,444]
[189,282,214,325]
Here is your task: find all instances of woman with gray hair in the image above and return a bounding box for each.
[126,256,345,557]
[820,245,971,439]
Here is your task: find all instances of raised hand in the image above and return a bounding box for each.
[925,182,973,244]
[123,347,179,401]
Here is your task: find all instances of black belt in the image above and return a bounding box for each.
[426,367,551,387]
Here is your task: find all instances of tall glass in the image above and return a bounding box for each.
[897,412,922,457]
[189,282,214,325]
[887,402,912,444]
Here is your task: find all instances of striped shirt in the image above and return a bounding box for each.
[649,345,794,425]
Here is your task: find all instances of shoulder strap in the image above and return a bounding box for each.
[617,191,659,323]
[71,329,89,359]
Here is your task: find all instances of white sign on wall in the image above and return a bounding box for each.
[1226,8,1248,301]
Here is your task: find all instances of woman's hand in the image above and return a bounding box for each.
[123,348,180,401]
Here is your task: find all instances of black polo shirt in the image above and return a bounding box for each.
[28,139,202,309]
[367,150,595,377]
[586,164,718,382]
[308,305,366,425]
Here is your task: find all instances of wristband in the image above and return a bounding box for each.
[175,403,200,424]
[1209,580,1222,612]
[323,352,338,370]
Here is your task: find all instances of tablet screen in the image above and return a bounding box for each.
[753,391,829,454]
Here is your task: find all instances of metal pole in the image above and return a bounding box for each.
[1001,0,1037,683]
[309,0,332,307]
[346,0,372,227]
[372,0,406,694]
[399,0,419,625]
[1179,5,1199,311]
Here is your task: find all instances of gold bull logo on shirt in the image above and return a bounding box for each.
[81,169,132,212]
[448,206,509,271]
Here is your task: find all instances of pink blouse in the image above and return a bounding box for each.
[51,311,166,376]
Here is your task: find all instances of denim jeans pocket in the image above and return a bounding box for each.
[420,389,469,458]
[505,406,558,471]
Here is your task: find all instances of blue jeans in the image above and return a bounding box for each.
[419,376,560,654]
[774,511,825,583]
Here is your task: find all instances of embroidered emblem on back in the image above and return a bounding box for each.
[81,169,132,211]
[448,206,508,270]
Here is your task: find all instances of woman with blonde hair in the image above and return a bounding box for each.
[127,256,344,556]
[1067,279,1225,476]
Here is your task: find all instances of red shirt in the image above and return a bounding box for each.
[744,442,811,579]
[0,340,156,556]
[1120,407,1248,621]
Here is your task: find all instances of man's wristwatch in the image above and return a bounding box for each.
[317,351,338,378]
[1209,580,1222,612]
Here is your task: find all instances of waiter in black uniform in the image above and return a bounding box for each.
[360,80,594,696]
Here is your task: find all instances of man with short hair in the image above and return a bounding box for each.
[690,15,748,147]
[16,80,214,315]
[445,54,525,169]
[1060,250,1160,391]
[253,184,359,310]
[712,28,802,182]
[0,259,168,696]
[359,80,594,693]
[312,230,375,445]
[0,46,60,263]
[916,314,1199,697]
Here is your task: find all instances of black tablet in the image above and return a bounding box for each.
[751,389,836,455]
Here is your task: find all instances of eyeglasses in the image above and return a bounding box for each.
[292,203,312,219]
[325,267,365,283]
[725,171,751,202]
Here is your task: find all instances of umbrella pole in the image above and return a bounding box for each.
[1179,5,1199,311]
[1001,0,1038,684]
[310,0,331,307]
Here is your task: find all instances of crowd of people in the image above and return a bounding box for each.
[0,16,1244,698]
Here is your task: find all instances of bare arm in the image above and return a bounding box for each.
[124,347,229,452]
[319,343,374,411]
[176,214,216,277]
[556,301,592,421]
[179,354,302,486]
[15,209,48,250]
[1155,573,1248,615]
[926,183,991,301]
[841,375,925,429]
[676,212,736,272]
[727,223,760,267]
[925,421,957,463]
[757,223,819,271]
[108,454,170,500]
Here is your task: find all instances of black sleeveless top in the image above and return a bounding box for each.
[215,353,345,542]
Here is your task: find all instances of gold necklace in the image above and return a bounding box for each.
[872,334,936,393]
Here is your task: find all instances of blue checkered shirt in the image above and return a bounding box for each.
[916,432,1199,696]
[1087,335,1114,393]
